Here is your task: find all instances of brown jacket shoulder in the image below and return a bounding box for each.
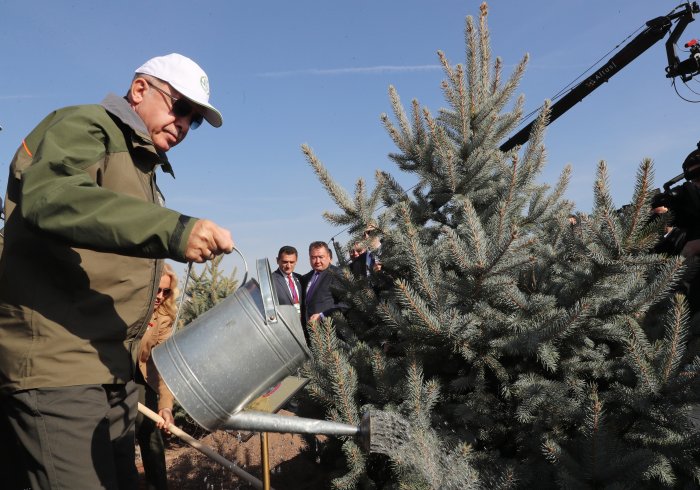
[138,311,175,411]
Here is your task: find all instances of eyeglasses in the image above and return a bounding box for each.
[157,287,172,297]
[147,81,204,129]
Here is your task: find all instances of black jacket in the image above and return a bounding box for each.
[301,265,348,324]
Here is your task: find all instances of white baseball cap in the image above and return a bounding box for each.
[135,53,223,128]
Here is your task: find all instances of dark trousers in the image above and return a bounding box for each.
[135,372,168,490]
[0,398,30,489]
[3,382,139,490]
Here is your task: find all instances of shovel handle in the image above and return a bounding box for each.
[137,402,268,490]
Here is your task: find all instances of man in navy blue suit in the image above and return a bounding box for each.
[271,245,303,318]
[302,241,347,326]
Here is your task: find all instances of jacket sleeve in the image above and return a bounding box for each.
[154,359,175,411]
[18,108,195,261]
[322,267,349,317]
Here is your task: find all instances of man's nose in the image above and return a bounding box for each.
[174,116,190,137]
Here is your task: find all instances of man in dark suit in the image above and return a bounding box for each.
[350,226,382,279]
[302,241,348,326]
[350,250,378,278]
[272,245,303,318]
[348,242,367,278]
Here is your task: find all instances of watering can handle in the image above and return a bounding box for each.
[171,247,249,334]
[256,258,279,325]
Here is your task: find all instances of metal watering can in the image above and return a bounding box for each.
[152,251,372,449]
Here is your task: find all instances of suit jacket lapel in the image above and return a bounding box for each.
[276,269,294,303]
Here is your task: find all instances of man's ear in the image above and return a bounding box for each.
[129,77,149,104]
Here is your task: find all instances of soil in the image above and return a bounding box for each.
[136,410,345,490]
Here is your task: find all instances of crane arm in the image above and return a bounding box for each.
[499,2,700,153]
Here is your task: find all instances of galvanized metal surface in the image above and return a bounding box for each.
[223,410,360,437]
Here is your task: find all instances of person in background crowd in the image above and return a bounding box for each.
[651,151,700,313]
[302,241,348,328]
[349,242,365,261]
[349,242,367,278]
[272,245,304,318]
[0,53,233,489]
[350,226,382,279]
[135,264,178,490]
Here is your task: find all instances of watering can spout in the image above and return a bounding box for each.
[223,410,359,436]
[223,410,372,451]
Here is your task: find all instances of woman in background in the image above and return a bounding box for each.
[135,263,178,490]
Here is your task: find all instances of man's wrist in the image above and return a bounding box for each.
[173,216,198,262]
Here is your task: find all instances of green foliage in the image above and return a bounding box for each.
[302,2,700,488]
[179,256,239,328]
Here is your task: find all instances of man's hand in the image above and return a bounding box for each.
[185,219,234,263]
[308,313,322,323]
[157,407,174,434]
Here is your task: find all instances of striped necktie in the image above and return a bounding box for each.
[288,275,299,303]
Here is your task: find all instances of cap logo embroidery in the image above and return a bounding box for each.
[200,76,210,96]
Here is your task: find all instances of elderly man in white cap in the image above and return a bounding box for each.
[0,53,232,489]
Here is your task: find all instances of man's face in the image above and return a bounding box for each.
[309,246,331,272]
[131,77,200,152]
[277,253,298,275]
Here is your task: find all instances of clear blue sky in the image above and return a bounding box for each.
[2,1,699,278]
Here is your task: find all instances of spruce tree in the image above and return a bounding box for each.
[301,3,700,488]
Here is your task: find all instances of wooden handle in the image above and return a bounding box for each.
[137,402,269,490]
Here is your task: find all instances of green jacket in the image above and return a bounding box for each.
[0,94,197,393]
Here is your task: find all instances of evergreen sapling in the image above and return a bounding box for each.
[301,3,700,488]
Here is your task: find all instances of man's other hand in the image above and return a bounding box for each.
[185,219,234,263]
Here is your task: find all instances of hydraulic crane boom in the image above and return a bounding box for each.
[499,2,700,153]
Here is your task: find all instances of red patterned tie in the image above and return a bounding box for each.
[288,275,299,304]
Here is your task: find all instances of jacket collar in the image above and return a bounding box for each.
[99,94,175,177]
